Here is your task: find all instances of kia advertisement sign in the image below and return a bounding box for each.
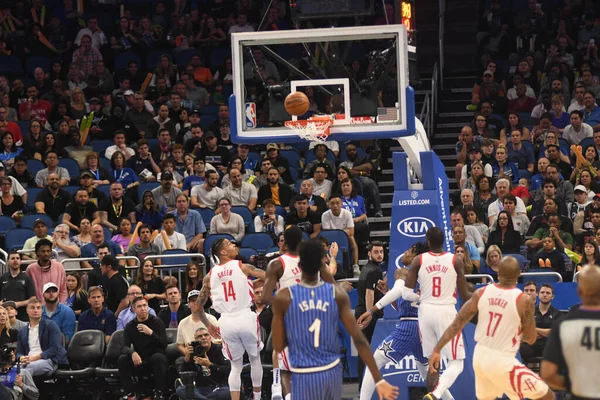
[397,217,435,238]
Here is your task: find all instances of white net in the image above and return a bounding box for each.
[285,120,333,143]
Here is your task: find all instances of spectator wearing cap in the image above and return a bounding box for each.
[78,171,107,205]
[235,144,258,171]
[195,131,230,174]
[8,155,36,189]
[471,69,505,107]
[3,301,27,331]
[0,252,36,322]
[22,219,53,258]
[116,285,158,330]
[171,193,206,252]
[568,185,591,222]
[105,130,135,161]
[63,188,100,232]
[63,128,93,166]
[26,239,68,305]
[78,286,116,344]
[191,170,224,211]
[176,290,219,360]
[34,172,72,223]
[35,151,71,188]
[17,298,68,377]
[258,143,293,184]
[41,282,76,343]
[562,110,593,145]
[0,163,28,204]
[151,170,182,213]
[100,255,130,317]
[147,105,176,139]
[127,139,161,183]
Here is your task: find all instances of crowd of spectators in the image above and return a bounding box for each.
[453,0,600,282]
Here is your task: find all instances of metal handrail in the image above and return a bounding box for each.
[18,249,60,258]
[144,253,206,274]
[438,0,445,89]
[520,271,563,282]
[465,274,495,283]
[419,93,431,135]
[60,256,141,272]
[432,62,439,123]
[573,271,580,282]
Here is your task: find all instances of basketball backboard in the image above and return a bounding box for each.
[229,24,415,144]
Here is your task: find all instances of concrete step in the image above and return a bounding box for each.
[432,144,457,150]
[437,122,466,129]
[438,111,476,118]
[370,231,391,238]
[369,216,391,223]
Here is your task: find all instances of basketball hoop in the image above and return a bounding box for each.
[284,116,333,143]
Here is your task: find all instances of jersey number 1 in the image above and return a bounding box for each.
[309,318,321,348]
[222,281,237,302]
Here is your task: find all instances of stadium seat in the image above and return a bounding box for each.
[0,56,24,76]
[138,181,160,201]
[256,206,287,219]
[239,247,258,261]
[90,140,114,154]
[114,51,142,72]
[146,49,168,70]
[0,216,16,235]
[340,147,367,162]
[103,226,113,241]
[27,159,45,176]
[200,115,218,130]
[63,186,80,197]
[318,230,349,267]
[54,330,105,381]
[25,188,42,211]
[201,105,220,116]
[208,47,231,68]
[240,232,275,254]
[97,184,111,197]
[95,330,125,383]
[503,254,527,270]
[5,228,34,252]
[580,137,594,151]
[20,214,53,229]
[58,158,81,183]
[26,56,51,77]
[99,158,113,174]
[305,147,336,164]
[280,150,302,170]
[231,206,253,231]
[175,49,200,67]
[194,207,214,231]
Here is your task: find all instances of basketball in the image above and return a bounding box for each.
[284,91,310,116]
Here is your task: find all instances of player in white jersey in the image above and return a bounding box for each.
[262,226,336,399]
[402,227,472,400]
[429,256,555,400]
[197,238,266,400]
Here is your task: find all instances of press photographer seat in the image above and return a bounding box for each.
[55,330,105,379]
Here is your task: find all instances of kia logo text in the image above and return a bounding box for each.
[397,217,435,238]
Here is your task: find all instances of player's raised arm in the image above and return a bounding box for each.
[241,262,266,280]
[358,268,408,327]
[261,258,283,305]
[335,284,399,400]
[429,288,483,373]
[453,255,472,302]
[271,287,291,353]
[518,291,537,345]
[402,256,421,302]
[196,274,219,338]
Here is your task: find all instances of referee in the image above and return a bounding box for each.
[541,265,600,399]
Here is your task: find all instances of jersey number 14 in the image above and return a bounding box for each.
[222,281,237,302]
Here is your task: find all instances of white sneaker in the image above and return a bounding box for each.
[353,264,361,277]
[271,383,283,400]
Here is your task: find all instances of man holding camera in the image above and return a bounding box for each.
[0,344,39,400]
[176,327,230,400]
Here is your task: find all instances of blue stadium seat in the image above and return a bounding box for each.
[340,147,367,162]
[0,216,17,235]
[231,206,253,231]
[239,247,258,261]
[240,232,275,254]
[289,166,299,182]
[523,269,564,285]
[114,51,142,72]
[27,160,45,177]
[580,137,594,151]
[138,182,160,201]
[318,230,349,267]
[247,152,261,167]
[99,158,113,174]
[58,158,81,183]
[103,226,113,241]
[5,228,34,252]
[20,214,53,229]
[503,254,527,270]
[201,105,220,116]
[208,48,231,68]
[256,206,287,219]
[0,56,24,76]
[175,49,200,67]
[25,188,42,211]
[195,208,214,231]
[90,140,114,154]
[26,56,51,77]
[280,150,301,170]
[305,147,336,165]
[97,184,111,197]
[200,115,218,130]
[63,186,80,197]
[146,49,168,70]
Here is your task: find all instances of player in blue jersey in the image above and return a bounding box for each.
[271,239,399,400]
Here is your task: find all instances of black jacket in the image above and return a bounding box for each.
[182,343,230,388]
[122,314,167,361]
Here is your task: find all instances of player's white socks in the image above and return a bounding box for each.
[272,368,282,400]
[432,360,463,400]
[359,349,388,400]
[253,391,261,400]
[284,394,291,400]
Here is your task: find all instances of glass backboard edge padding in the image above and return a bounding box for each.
[290,79,351,125]
[228,86,416,145]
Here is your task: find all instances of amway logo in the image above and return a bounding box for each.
[397,217,435,238]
